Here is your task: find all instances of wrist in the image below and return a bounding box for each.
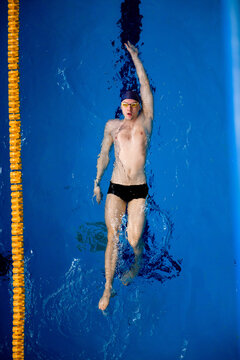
[131,53,139,61]
[131,52,138,59]
[94,178,100,186]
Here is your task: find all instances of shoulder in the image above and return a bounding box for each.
[105,119,122,132]
[106,118,122,125]
[103,119,121,141]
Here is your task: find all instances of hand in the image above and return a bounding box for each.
[124,40,139,58]
[93,185,102,204]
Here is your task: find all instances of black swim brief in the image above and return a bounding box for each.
[107,181,149,203]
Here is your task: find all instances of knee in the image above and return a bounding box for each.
[107,224,120,242]
[127,227,142,249]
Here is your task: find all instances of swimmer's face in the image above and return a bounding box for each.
[121,99,140,120]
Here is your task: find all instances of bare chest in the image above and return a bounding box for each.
[114,124,147,147]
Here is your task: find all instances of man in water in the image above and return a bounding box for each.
[93,41,153,311]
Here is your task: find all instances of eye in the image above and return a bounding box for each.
[122,102,138,107]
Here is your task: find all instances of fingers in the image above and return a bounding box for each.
[124,41,131,48]
[93,194,101,204]
[124,41,138,56]
[96,191,101,203]
[97,193,103,204]
[93,187,102,204]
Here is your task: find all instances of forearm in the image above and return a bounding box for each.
[131,55,150,85]
[95,153,109,186]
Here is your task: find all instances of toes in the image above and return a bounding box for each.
[121,273,131,286]
[98,294,110,310]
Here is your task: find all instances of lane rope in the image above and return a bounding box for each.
[8,0,25,359]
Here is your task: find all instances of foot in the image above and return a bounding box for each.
[98,288,112,310]
[121,266,139,286]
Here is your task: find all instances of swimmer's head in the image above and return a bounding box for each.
[121,90,141,104]
[120,90,141,120]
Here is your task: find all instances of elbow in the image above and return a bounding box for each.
[104,154,110,167]
[98,152,109,168]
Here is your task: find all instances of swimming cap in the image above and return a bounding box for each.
[121,90,141,103]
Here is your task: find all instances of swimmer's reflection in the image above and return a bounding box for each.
[93,41,153,310]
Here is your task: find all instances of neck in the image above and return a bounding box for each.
[123,116,138,123]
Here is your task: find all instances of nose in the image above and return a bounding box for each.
[127,104,135,111]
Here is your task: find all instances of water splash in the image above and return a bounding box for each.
[77,194,182,284]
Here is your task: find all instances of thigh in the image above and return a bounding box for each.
[105,194,127,234]
[127,198,147,243]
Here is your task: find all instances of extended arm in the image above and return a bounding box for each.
[93,121,113,203]
[125,41,154,127]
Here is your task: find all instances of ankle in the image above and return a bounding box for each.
[104,284,112,292]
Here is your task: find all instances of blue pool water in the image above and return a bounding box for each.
[0,0,239,359]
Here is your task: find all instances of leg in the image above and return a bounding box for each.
[98,194,126,310]
[122,198,146,286]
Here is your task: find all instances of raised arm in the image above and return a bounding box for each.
[93,121,113,204]
[124,41,153,127]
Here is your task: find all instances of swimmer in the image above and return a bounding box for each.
[93,41,154,311]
